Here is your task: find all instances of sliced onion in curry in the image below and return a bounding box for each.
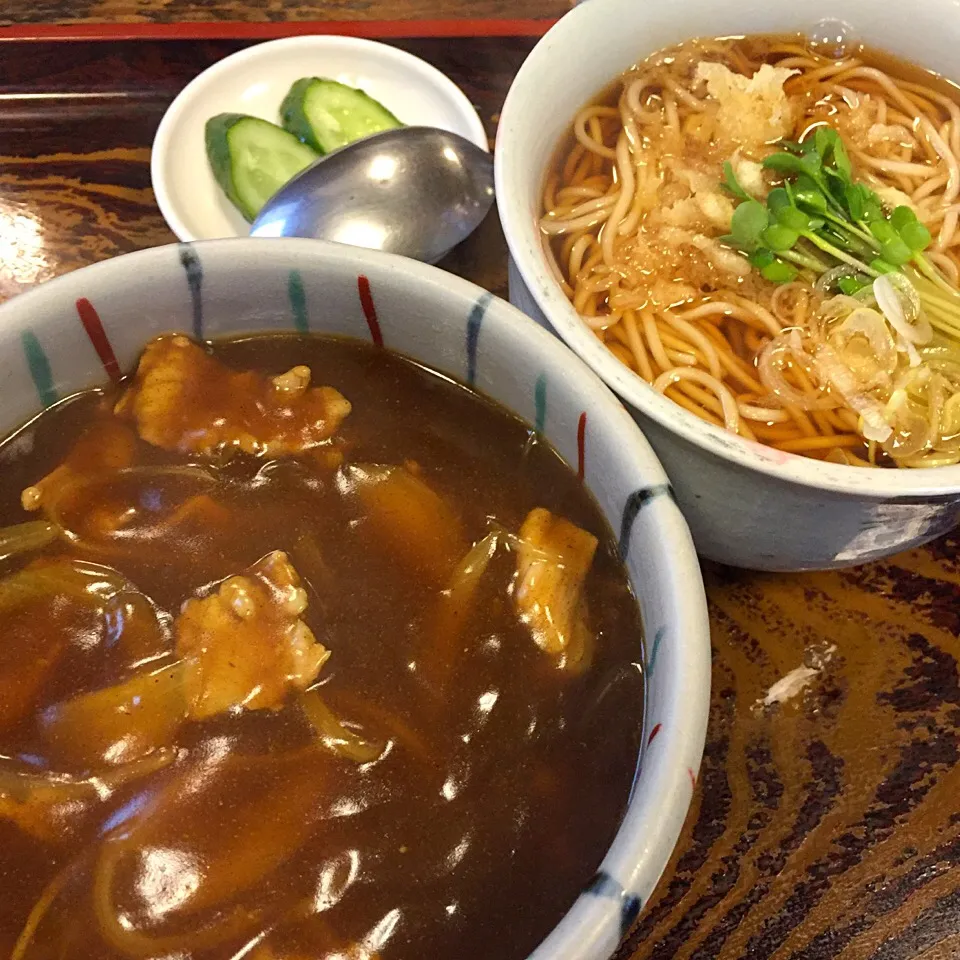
[0,520,60,562]
[41,661,187,769]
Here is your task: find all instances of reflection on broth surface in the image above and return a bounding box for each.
[0,334,644,960]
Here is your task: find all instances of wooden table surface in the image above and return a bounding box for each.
[0,0,566,30]
[2,30,960,960]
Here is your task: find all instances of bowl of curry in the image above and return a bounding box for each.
[0,239,709,960]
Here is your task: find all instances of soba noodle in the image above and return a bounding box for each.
[541,35,960,467]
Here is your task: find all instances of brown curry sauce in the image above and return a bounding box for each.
[0,334,644,959]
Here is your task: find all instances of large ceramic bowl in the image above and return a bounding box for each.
[0,239,710,960]
[495,0,960,571]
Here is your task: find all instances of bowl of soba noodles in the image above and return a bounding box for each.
[496,0,960,570]
[0,239,709,960]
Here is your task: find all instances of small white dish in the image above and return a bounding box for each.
[152,36,488,242]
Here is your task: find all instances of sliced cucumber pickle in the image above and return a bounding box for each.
[280,78,403,155]
[205,113,320,222]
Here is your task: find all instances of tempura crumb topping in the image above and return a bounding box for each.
[696,61,799,149]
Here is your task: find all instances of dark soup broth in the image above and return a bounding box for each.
[0,333,644,960]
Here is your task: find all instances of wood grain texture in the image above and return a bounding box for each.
[2,36,960,960]
[0,0,569,27]
[616,535,960,960]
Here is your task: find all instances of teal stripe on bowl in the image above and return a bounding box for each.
[645,625,665,679]
[21,331,57,408]
[534,373,547,433]
[288,269,309,334]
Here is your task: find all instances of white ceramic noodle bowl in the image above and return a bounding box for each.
[496,0,960,571]
[0,239,710,960]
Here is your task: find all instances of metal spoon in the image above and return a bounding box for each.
[250,126,495,263]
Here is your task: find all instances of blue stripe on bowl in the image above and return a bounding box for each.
[584,871,644,941]
[465,291,494,386]
[178,243,204,338]
[619,484,674,560]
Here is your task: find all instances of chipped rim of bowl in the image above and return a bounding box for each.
[0,238,711,960]
[495,0,960,499]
